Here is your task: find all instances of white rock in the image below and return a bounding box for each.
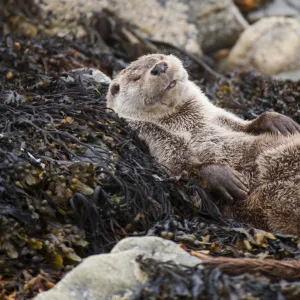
[226,17,300,75]
[35,237,202,300]
[273,69,300,81]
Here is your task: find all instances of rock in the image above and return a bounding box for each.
[226,17,300,75]
[111,236,202,267]
[111,0,248,54]
[61,68,111,86]
[35,237,202,300]
[273,69,300,82]
[35,0,202,55]
[32,0,248,57]
[70,68,111,85]
[110,0,202,55]
[248,0,300,23]
[191,0,249,52]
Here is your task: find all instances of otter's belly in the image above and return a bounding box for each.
[190,130,292,188]
[190,128,300,190]
[190,131,254,168]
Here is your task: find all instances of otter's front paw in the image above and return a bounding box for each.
[199,164,248,203]
[250,112,300,135]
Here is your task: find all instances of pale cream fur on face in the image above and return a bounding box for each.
[107,54,190,120]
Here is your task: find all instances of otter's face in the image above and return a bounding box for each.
[107,54,188,118]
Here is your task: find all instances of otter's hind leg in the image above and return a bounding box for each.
[257,140,300,183]
[248,180,300,235]
[250,140,300,235]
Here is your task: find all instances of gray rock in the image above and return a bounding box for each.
[60,68,111,86]
[226,17,300,75]
[35,237,202,300]
[34,0,248,56]
[70,68,111,85]
[35,0,202,55]
[248,0,300,23]
[191,0,249,52]
[273,69,300,81]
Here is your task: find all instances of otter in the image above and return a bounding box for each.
[107,53,300,235]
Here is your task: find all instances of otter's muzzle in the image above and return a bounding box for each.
[151,62,168,76]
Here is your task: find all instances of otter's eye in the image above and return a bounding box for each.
[130,74,141,81]
[132,74,141,81]
[110,83,120,96]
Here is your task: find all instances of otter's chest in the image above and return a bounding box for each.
[159,110,206,132]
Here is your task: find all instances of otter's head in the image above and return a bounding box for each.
[107,54,189,119]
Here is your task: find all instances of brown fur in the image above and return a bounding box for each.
[107,53,300,236]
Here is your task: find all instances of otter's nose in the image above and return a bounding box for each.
[151,62,168,75]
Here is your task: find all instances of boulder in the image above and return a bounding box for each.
[248,0,300,23]
[35,237,202,300]
[31,0,248,56]
[273,69,300,82]
[191,0,249,52]
[226,17,300,76]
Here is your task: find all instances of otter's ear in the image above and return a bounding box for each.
[110,83,120,96]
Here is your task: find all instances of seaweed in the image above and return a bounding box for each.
[0,6,300,299]
[133,256,300,300]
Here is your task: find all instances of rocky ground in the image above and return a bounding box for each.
[0,0,300,299]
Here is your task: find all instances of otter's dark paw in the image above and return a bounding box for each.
[250,112,300,135]
[199,164,248,203]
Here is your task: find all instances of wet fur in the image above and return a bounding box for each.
[107,54,300,235]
